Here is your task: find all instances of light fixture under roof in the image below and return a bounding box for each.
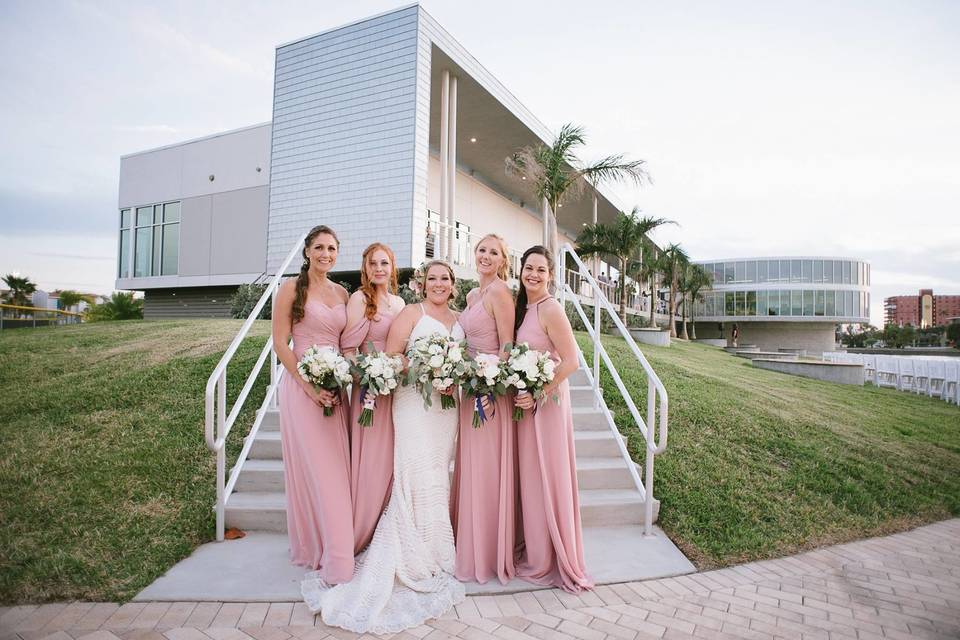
[469,137,477,143]
[521,176,526,180]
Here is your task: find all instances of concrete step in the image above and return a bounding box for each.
[224,491,287,532]
[569,385,599,406]
[579,489,653,526]
[574,430,628,458]
[260,409,280,432]
[248,431,283,460]
[571,406,608,431]
[568,369,591,387]
[232,459,285,492]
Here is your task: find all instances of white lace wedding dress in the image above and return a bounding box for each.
[301,311,466,634]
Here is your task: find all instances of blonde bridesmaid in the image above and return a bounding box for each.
[341,243,405,554]
[451,234,518,584]
[513,246,592,592]
[272,225,354,583]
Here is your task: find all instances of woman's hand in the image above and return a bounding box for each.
[439,385,456,397]
[301,382,339,408]
[514,390,535,410]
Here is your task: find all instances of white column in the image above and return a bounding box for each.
[446,75,458,264]
[591,194,599,293]
[439,70,450,262]
[542,196,550,248]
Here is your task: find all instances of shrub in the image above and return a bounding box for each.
[229,284,271,320]
[86,292,143,322]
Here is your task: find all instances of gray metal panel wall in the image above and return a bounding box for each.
[267,6,422,273]
[144,287,238,319]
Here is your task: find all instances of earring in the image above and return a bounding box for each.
[302,259,309,269]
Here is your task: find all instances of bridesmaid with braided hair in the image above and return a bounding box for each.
[341,243,405,554]
[272,225,354,583]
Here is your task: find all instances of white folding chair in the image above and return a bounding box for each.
[944,362,959,405]
[897,358,915,393]
[914,360,930,395]
[927,361,946,399]
[875,356,899,389]
[861,355,877,386]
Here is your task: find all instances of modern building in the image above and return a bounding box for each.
[690,257,871,353]
[115,5,634,318]
[884,290,960,328]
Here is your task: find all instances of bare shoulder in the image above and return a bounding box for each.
[488,280,515,304]
[541,298,569,324]
[332,282,350,303]
[396,303,422,323]
[277,278,298,299]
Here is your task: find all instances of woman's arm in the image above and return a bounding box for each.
[540,299,580,389]
[272,279,337,407]
[486,282,516,358]
[341,290,370,359]
[385,305,419,360]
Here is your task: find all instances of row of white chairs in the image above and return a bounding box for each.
[823,352,960,404]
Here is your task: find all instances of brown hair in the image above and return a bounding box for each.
[292,225,339,324]
[475,233,510,281]
[420,260,456,303]
[359,242,399,320]
[514,245,554,338]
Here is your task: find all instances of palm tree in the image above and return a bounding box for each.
[506,123,649,257]
[684,264,713,340]
[661,244,689,337]
[56,290,88,311]
[88,292,143,321]
[576,209,674,323]
[2,273,37,308]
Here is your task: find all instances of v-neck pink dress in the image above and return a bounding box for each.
[341,309,398,554]
[451,286,518,584]
[514,296,592,592]
[278,298,354,583]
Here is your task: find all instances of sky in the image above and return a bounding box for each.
[1,0,958,326]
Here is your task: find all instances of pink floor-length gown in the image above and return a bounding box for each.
[451,289,517,584]
[514,296,592,592]
[277,298,354,583]
[341,310,397,554]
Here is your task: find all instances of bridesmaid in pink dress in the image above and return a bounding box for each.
[512,245,592,592]
[451,234,518,584]
[272,225,354,584]
[341,242,405,554]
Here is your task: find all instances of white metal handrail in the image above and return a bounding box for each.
[204,233,305,541]
[559,243,669,536]
[424,212,524,278]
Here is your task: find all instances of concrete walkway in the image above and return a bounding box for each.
[3,519,958,640]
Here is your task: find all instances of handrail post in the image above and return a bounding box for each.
[593,287,601,409]
[216,371,226,541]
[644,442,655,537]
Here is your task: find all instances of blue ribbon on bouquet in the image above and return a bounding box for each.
[473,392,496,427]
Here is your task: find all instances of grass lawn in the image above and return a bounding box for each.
[0,320,271,603]
[1,321,957,603]
[577,334,960,569]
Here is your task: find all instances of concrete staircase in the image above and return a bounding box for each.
[224,367,657,532]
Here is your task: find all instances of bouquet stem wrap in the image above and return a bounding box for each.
[473,392,497,428]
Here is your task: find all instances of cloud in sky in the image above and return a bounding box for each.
[1,0,958,326]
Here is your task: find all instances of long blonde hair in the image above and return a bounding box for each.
[359,243,399,320]
[475,233,510,280]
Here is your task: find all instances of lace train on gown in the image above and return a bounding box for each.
[302,315,465,634]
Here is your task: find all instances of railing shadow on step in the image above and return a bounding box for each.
[204,234,305,541]
[559,243,669,537]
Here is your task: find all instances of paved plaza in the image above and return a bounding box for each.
[3,519,958,640]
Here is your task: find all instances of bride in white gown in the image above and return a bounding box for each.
[302,261,466,634]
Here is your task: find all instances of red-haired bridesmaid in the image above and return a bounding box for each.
[512,245,592,593]
[341,243,405,553]
[451,233,518,584]
[272,225,354,583]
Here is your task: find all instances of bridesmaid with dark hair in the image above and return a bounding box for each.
[341,242,405,554]
[272,225,354,584]
[512,245,592,593]
[451,233,518,585]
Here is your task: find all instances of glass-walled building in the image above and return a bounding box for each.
[691,256,871,353]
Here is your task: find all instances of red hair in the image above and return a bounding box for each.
[359,243,399,320]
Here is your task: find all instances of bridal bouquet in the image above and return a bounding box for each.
[352,346,404,427]
[405,333,470,410]
[503,342,557,420]
[463,353,508,428]
[297,345,353,416]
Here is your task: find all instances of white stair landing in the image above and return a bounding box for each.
[134,525,695,601]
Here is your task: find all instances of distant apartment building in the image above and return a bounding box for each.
[884,290,960,328]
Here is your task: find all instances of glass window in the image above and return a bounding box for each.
[766,290,777,315]
[152,226,163,276]
[121,209,131,229]
[845,290,853,316]
[803,290,814,316]
[705,294,713,316]
[757,291,767,315]
[780,290,790,316]
[826,290,836,316]
[119,230,129,278]
[855,291,861,317]
[725,263,734,284]
[134,227,152,277]
[842,261,851,284]
[735,291,745,316]
[136,206,153,226]
[791,260,801,283]
[735,261,745,283]
[163,201,181,223]
[823,260,833,283]
[747,291,757,316]
[725,292,735,316]
[162,224,179,275]
[746,261,757,283]
[791,290,803,316]
[815,290,825,316]
[779,260,788,283]
[758,260,767,283]
[802,260,812,283]
[813,260,823,283]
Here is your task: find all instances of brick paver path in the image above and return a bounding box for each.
[3,520,958,640]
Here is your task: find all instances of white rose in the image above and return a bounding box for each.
[448,348,462,362]
[516,379,527,389]
[431,378,445,390]
[429,344,442,354]
[387,378,398,389]
[429,354,444,368]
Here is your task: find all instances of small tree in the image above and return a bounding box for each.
[2,273,37,308]
[680,264,713,340]
[87,292,143,322]
[57,290,87,311]
[661,244,689,337]
[946,322,960,349]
